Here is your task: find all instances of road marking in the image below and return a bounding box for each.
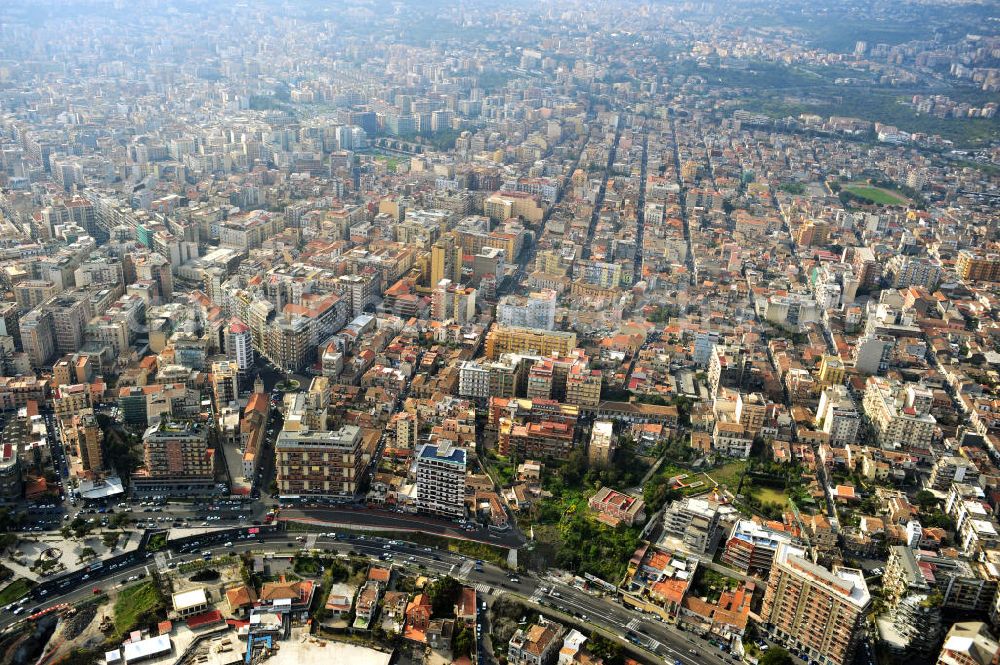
[627,618,641,630]
[474,583,492,595]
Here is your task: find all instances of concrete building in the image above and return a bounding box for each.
[761,543,871,665]
[816,385,861,446]
[937,622,1000,665]
[722,519,796,576]
[275,425,363,499]
[485,326,577,360]
[862,377,936,450]
[588,420,615,467]
[415,442,467,519]
[497,289,557,331]
[661,497,725,554]
[134,418,215,495]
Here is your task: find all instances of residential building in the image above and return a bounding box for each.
[134,418,215,494]
[937,622,1000,665]
[415,442,467,519]
[588,421,615,467]
[761,543,871,665]
[486,326,577,360]
[816,385,861,446]
[862,377,937,450]
[497,289,557,330]
[661,497,725,554]
[275,425,363,499]
[956,250,1000,283]
[509,620,566,665]
[722,519,796,576]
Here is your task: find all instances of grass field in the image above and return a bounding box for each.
[708,461,749,489]
[113,581,164,637]
[0,578,33,605]
[753,485,790,507]
[841,184,909,206]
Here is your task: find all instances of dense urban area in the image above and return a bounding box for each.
[0,1,998,665]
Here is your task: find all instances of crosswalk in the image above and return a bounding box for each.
[626,618,642,631]
[457,560,474,579]
[528,587,545,602]
[473,583,493,595]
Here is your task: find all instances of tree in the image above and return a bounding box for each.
[915,490,937,510]
[760,647,794,665]
[587,632,624,665]
[78,547,97,563]
[103,532,120,549]
[453,624,474,658]
[427,576,462,616]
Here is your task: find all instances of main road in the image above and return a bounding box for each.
[3,529,732,665]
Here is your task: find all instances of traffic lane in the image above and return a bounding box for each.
[280,507,525,548]
[544,580,730,665]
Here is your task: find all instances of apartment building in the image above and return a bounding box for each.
[761,543,871,665]
[937,622,1000,665]
[816,385,861,446]
[415,442,467,519]
[134,418,215,495]
[722,519,796,576]
[498,418,575,460]
[497,289,557,331]
[485,325,577,360]
[862,377,937,449]
[956,250,1000,283]
[661,497,726,554]
[275,425,363,499]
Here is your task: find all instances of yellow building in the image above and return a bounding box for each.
[956,250,1000,282]
[818,355,847,386]
[485,325,577,360]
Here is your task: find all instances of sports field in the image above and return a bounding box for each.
[841,183,909,205]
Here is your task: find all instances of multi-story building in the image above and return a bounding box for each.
[62,412,104,475]
[956,250,1000,283]
[134,418,215,495]
[862,377,937,450]
[937,622,1000,665]
[211,360,240,408]
[712,422,753,458]
[0,302,22,352]
[929,456,981,492]
[707,344,757,397]
[224,320,254,373]
[722,519,796,576]
[498,418,575,460]
[275,425,363,499]
[415,442,467,519]
[588,420,615,467]
[19,308,56,368]
[496,289,557,331]
[13,279,59,311]
[565,361,601,408]
[661,497,725,554]
[485,326,577,360]
[761,543,871,665]
[886,256,942,289]
[816,386,861,446]
[431,279,477,323]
